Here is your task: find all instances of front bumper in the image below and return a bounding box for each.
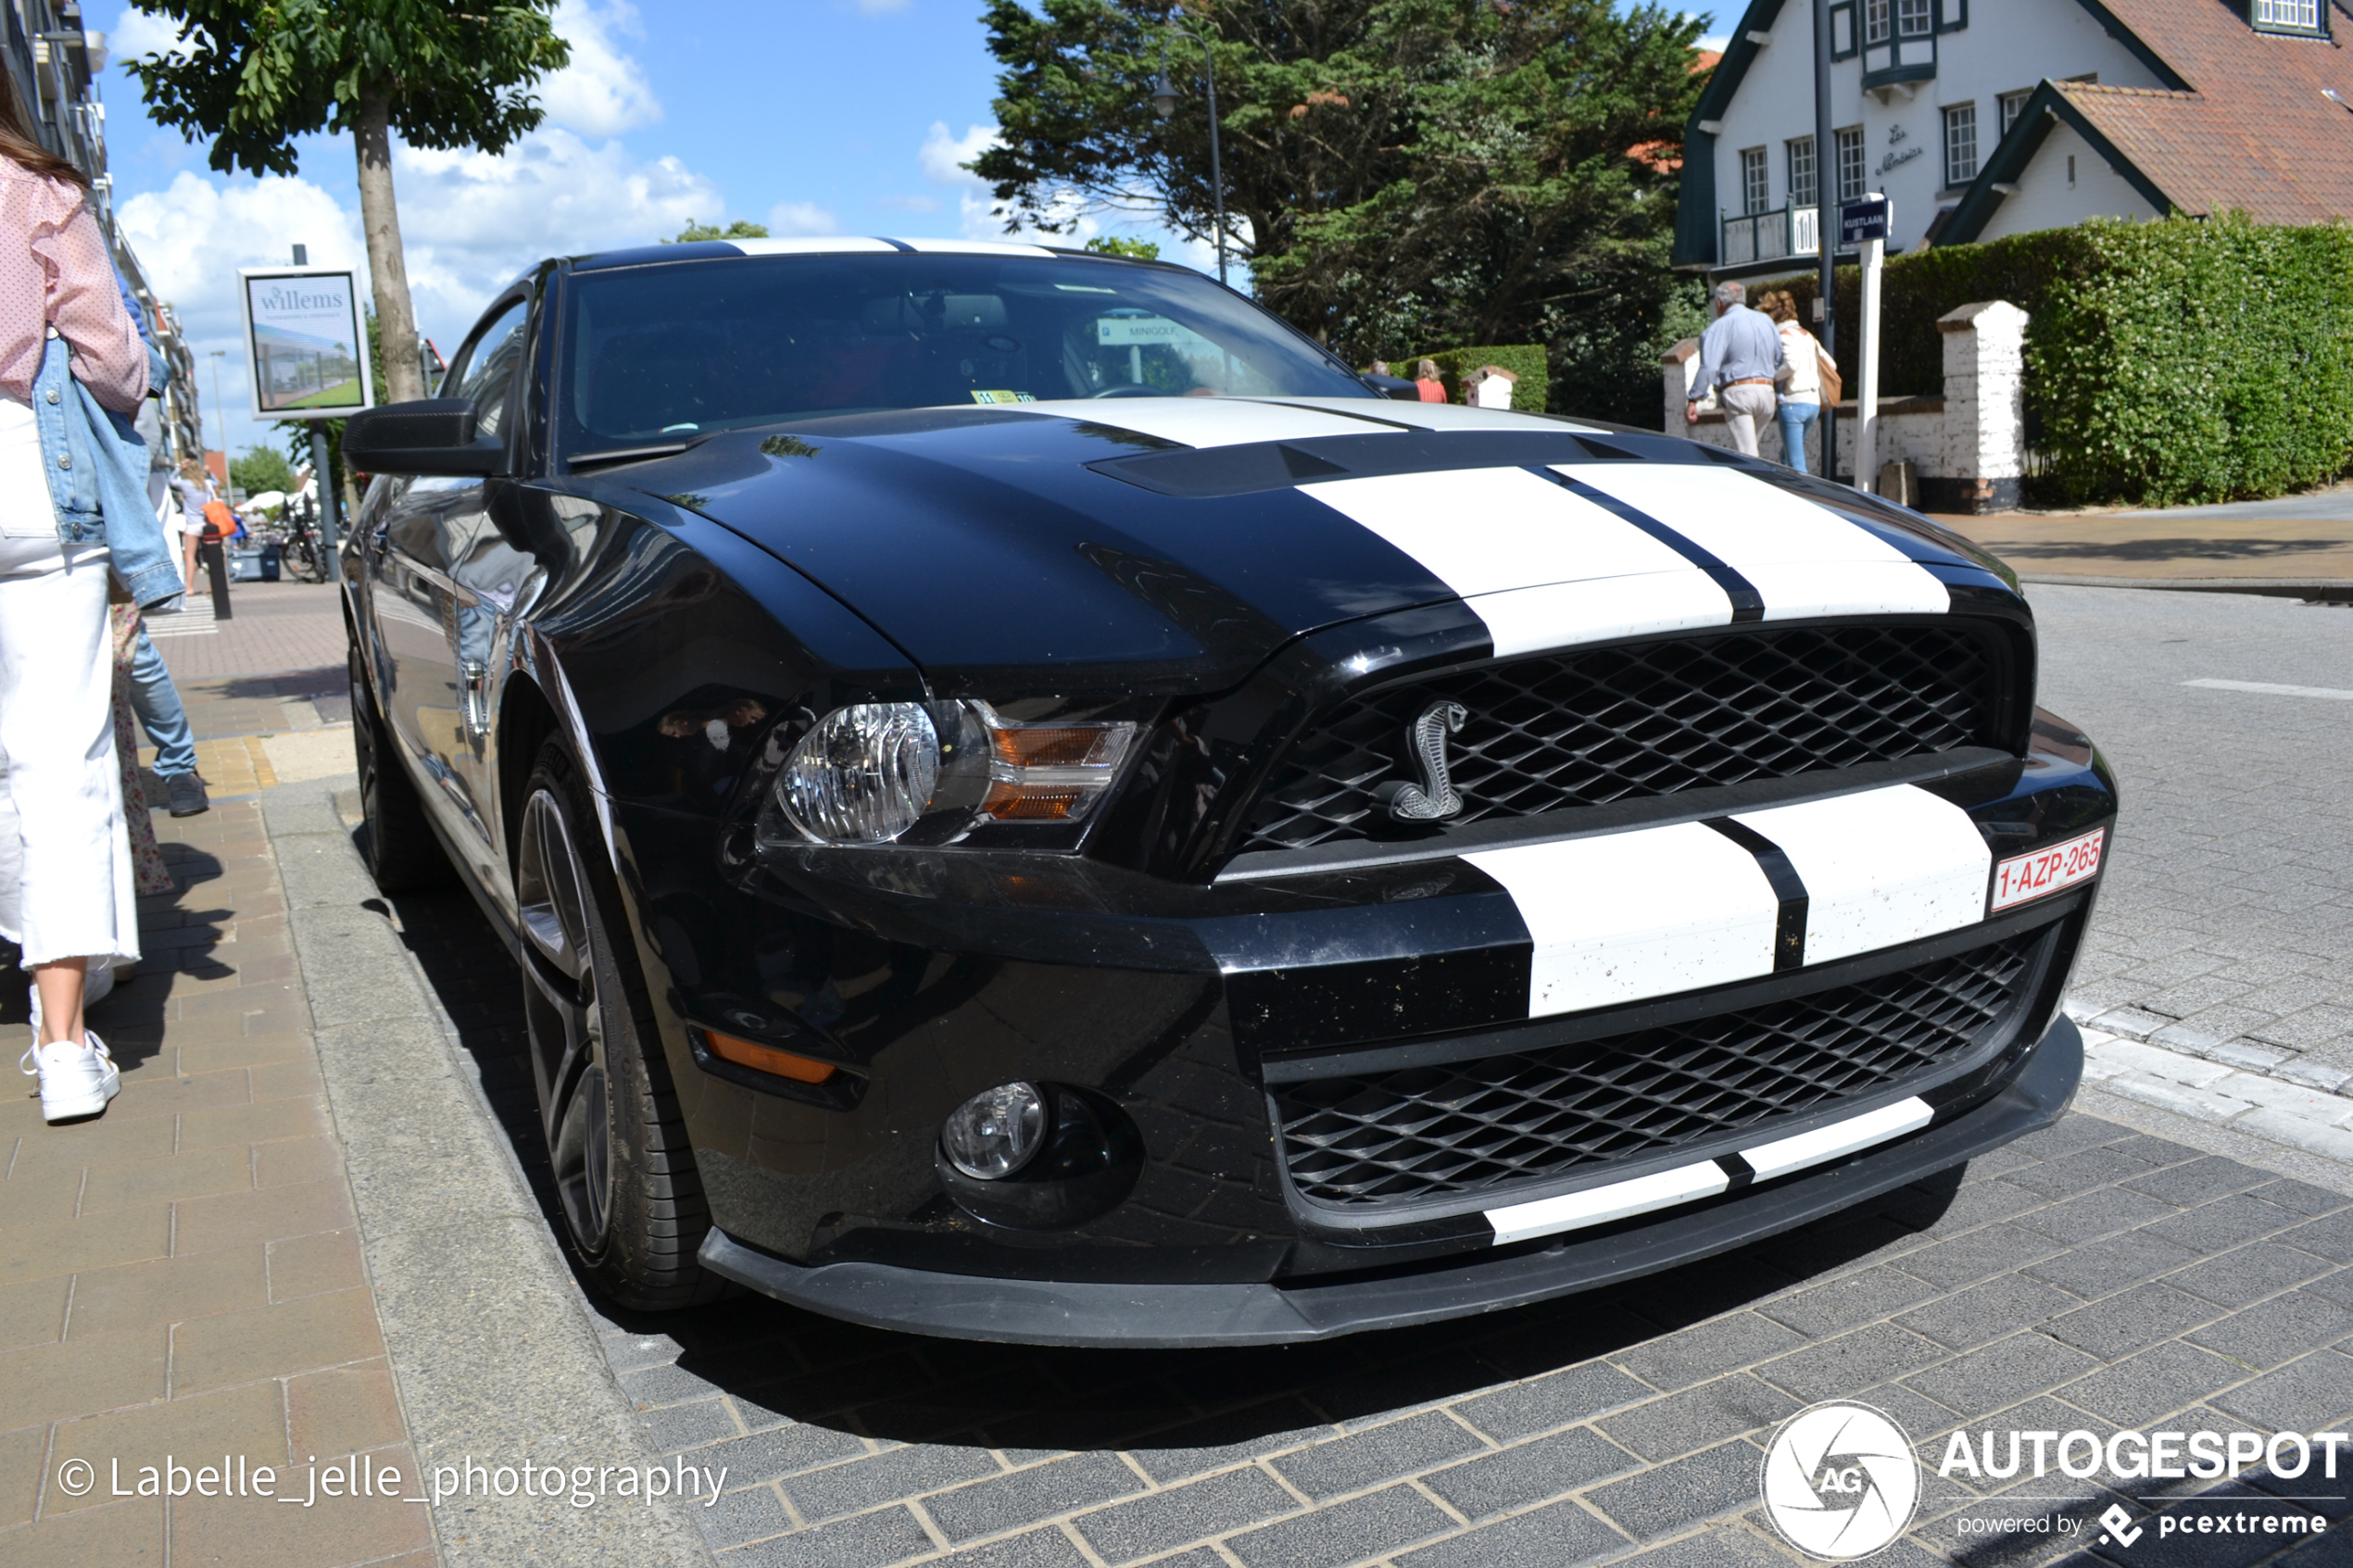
[615,716,2112,1321]
[698,1014,2082,1346]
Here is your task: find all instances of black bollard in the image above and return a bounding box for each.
[197,538,233,620]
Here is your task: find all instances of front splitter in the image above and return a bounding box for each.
[698,1018,2083,1348]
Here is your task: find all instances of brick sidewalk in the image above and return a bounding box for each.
[1,798,433,1565]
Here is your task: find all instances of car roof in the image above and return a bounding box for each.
[565,235,1175,275]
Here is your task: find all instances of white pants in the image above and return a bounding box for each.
[0,537,139,970]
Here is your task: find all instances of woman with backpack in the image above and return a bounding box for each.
[0,71,170,1123]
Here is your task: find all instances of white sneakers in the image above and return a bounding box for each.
[19,1030,120,1122]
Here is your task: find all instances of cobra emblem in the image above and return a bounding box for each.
[1376,700,1467,822]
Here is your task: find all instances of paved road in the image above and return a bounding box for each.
[2033,586,2353,1076]
[300,583,2353,1568]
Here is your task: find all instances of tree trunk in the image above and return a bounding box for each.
[352,92,424,405]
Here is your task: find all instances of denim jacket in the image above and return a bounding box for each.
[32,330,182,609]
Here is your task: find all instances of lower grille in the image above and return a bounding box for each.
[1273,928,2045,1210]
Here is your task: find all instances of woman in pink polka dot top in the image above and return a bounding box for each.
[0,67,153,1126]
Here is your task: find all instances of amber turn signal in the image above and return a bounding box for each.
[704,1031,837,1084]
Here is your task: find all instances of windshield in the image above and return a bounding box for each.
[554,251,1372,454]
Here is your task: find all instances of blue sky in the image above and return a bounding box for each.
[101,0,1725,457]
[103,0,1199,457]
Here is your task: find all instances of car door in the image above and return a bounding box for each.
[367,296,534,882]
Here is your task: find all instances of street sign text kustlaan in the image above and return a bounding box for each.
[1840,199,1891,247]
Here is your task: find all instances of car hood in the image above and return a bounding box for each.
[612,396,2016,700]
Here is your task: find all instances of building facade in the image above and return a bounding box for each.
[1675,0,2353,275]
[3,0,205,469]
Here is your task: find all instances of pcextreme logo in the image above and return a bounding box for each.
[1760,1402,1921,1561]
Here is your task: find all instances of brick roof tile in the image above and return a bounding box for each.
[2062,0,2353,224]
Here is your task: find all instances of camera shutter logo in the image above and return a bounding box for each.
[1761,1401,1921,1560]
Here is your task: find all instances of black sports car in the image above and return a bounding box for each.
[338,236,2113,1346]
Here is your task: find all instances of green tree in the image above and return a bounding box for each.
[1084,234,1161,259]
[667,218,772,243]
[975,0,1706,421]
[125,0,571,405]
[229,443,295,496]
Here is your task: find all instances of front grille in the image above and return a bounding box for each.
[1241,622,2002,854]
[1273,928,2043,1210]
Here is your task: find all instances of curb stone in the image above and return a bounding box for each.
[263,774,713,1567]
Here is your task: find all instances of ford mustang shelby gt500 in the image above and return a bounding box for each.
[338,236,2113,1346]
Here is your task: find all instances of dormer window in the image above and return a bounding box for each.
[2253,0,2325,34]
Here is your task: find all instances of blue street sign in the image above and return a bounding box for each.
[1840,199,1891,246]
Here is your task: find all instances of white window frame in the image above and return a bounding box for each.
[1787,135,1818,210]
[1834,126,1868,205]
[1998,89,2033,140]
[1864,0,1890,45]
[1897,0,1934,36]
[2255,0,2321,31]
[1943,101,1979,189]
[1742,146,1771,214]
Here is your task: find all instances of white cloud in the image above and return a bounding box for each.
[767,201,837,235]
[391,128,719,335]
[913,119,1094,243]
[919,120,999,188]
[105,5,189,61]
[538,0,662,137]
[1697,32,1730,52]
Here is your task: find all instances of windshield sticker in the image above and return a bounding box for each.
[970,390,1038,405]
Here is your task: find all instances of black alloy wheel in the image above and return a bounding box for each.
[515,740,720,1309]
[349,641,449,891]
[517,784,616,1253]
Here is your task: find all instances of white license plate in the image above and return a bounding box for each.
[1991,828,2105,912]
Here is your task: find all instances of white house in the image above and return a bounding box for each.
[1674,0,2353,274]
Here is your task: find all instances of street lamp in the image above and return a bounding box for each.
[1151,27,1228,287]
[207,349,227,465]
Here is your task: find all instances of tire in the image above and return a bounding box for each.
[349,641,450,891]
[515,739,720,1310]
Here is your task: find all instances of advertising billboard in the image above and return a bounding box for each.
[237,268,373,420]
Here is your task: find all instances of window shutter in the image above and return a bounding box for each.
[1937,0,1969,31]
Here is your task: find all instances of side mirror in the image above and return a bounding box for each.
[342,399,504,477]
[1361,373,1420,401]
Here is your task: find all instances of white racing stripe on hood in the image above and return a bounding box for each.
[1024,397,1403,448]
[1734,785,1994,963]
[1265,396,1606,433]
[1300,466,1735,656]
[1554,463,1950,620]
[1465,822,1782,1018]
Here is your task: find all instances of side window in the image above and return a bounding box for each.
[452,301,531,440]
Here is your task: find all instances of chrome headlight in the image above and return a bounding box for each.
[762,700,1137,849]
[775,703,940,845]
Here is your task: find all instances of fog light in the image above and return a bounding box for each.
[941,1082,1046,1180]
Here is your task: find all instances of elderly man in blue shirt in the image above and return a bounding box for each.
[1684,280,1785,458]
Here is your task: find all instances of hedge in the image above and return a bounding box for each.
[1775,215,2353,506]
[1388,344,1550,412]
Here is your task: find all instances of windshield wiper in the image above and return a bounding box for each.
[567,440,697,470]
